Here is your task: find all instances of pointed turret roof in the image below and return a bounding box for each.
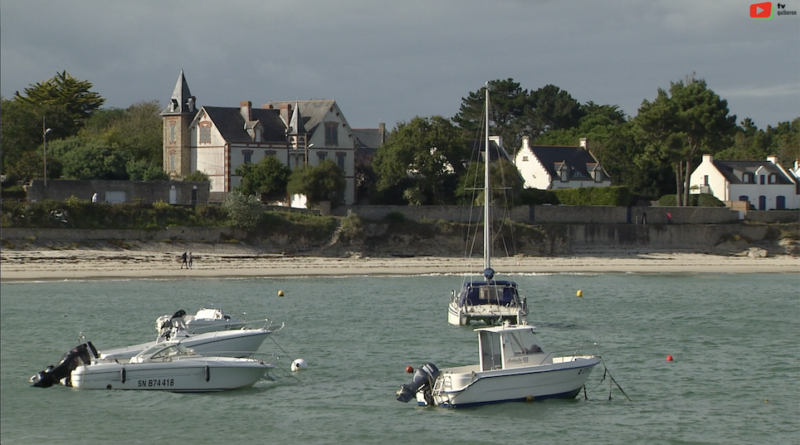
[162,70,196,115]
[288,102,307,135]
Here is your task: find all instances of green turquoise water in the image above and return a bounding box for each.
[1,272,798,444]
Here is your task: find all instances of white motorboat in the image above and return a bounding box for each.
[397,321,600,408]
[99,316,283,361]
[156,308,249,334]
[447,88,527,326]
[31,341,273,392]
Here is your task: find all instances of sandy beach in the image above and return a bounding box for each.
[1,244,797,282]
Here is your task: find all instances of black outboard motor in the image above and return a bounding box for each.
[30,343,94,388]
[396,363,440,404]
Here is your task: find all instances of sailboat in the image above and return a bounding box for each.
[398,88,601,408]
[447,88,528,326]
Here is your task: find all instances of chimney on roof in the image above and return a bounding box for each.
[240,101,252,121]
[579,138,587,150]
[262,104,274,109]
[767,155,778,164]
[703,154,713,164]
[522,136,530,152]
[379,122,386,145]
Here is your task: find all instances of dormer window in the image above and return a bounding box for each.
[742,173,751,183]
[768,173,777,184]
[561,169,569,182]
[594,169,604,183]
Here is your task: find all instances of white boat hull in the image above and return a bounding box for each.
[99,329,273,361]
[70,357,271,392]
[418,356,600,408]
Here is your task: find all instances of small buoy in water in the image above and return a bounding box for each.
[291,358,308,372]
[405,366,414,374]
[526,395,534,403]
[277,290,284,297]
[666,355,674,362]
[764,399,769,403]
[576,290,583,297]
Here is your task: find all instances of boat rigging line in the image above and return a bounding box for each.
[583,358,632,402]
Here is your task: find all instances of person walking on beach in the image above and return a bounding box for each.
[188,251,193,269]
[181,251,188,269]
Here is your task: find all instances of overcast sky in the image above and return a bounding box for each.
[2,0,799,134]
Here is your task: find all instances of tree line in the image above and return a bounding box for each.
[2,72,797,207]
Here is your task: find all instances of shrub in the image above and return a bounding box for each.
[153,200,171,211]
[222,192,263,230]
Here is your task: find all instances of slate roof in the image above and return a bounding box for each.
[267,100,337,136]
[353,128,384,150]
[527,145,602,180]
[162,70,195,115]
[202,107,287,142]
[712,160,794,185]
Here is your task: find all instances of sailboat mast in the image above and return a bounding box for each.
[484,88,491,273]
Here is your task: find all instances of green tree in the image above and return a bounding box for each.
[287,160,346,206]
[14,71,105,132]
[455,158,523,205]
[0,98,72,181]
[453,79,532,154]
[183,171,210,182]
[56,137,128,180]
[235,156,291,201]
[635,75,736,206]
[222,191,263,230]
[527,84,585,137]
[373,116,468,204]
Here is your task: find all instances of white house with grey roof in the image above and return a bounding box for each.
[689,154,799,210]
[161,70,359,205]
[514,136,611,190]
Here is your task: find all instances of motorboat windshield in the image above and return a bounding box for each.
[457,281,520,307]
[131,343,193,363]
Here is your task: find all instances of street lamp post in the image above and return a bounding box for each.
[43,119,52,187]
[306,143,314,166]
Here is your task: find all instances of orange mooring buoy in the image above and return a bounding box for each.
[405,366,414,373]
[666,355,674,362]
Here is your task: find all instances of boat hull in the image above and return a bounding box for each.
[419,356,600,408]
[100,329,272,361]
[69,357,271,392]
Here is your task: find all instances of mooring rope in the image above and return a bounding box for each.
[268,336,302,383]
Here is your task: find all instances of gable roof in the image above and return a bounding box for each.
[353,128,384,149]
[712,160,794,185]
[267,100,338,137]
[200,106,287,142]
[526,145,602,180]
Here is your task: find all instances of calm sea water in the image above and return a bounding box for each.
[1,272,798,445]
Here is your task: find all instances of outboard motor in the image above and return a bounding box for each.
[396,363,440,403]
[156,309,187,332]
[30,343,94,388]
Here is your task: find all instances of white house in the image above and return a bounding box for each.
[689,154,799,210]
[161,70,360,205]
[514,137,611,190]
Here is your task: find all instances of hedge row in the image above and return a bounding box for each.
[519,186,631,206]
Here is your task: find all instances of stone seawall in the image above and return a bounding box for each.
[3,223,795,256]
